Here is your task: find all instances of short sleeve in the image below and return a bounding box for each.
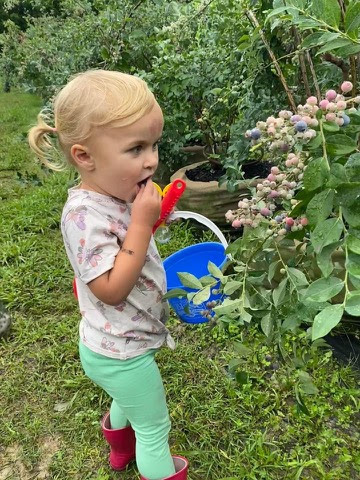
[62,205,121,284]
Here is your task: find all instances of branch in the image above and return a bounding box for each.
[246,9,297,112]
[305,50,321,102]
[293,27,311,98]
[322,52,350,80]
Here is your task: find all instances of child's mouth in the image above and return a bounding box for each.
[137,176,151,188]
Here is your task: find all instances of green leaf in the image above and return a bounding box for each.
[177,272,202,290]
[273,277,287,307]
[268,260,280,282]
[326,135,357,156]
[345,1,360,33]
[295,385,311,415]
[316,38,353,55]
[322,121,340,132]
[306,189,334,226]
[265,6,298,22]
[345,292,360,316]
[282,314,302,332]
[298,371,319,395]
[335,43,360,57]
[350,274,360,289]
[312,304,344,340]
[207,261,224,279]
[303,157,329,191]
[343,203,360,228]
[347,235,360,255]
[327,163,348,188]
[233,341,251,356]
[224,281,242,295]
[288,267,309,287]
[316,241,341,278]
[235,371,249,386]
[345,153,360,182]
[337,183,360,206]
[304,277,344,302]
[163,288,188,300]
[213,298,242,316]
[346,252,360,279]
[310,218,344,254]
[192,286,211,305]
[301,32,326,49]
[199,275,217,286]
[309,0,341,27]
[261,313,273,337]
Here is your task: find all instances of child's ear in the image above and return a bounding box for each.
[70,144,95,171]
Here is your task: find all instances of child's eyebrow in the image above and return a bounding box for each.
[126,136,162,146]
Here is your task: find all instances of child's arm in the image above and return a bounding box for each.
[87,181,161,306]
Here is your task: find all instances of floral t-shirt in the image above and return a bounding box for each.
[61,187,175,360]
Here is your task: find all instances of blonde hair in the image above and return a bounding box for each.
[28,70,156,171]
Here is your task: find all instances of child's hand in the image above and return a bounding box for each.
[131,179,161,229]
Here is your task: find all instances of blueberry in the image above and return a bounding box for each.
[250,128,261,140]
[275,215,283,223]
[295,121,308,132]
[285,224,292,232]
[341,114,350,126]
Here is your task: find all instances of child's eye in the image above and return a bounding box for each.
[132,145,142,154]
[152,141,159,151]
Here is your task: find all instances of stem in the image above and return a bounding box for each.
[339,207,350,307]
[319,120,331,171]
[305,50,321,102]
[293,27,311,98]
[246,9,297,112]
[350,56,357,96]
[274,242,299,294]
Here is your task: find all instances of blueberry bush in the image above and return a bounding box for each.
[168,80,360,398]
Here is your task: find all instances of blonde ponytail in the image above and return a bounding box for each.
[28,111,66,171]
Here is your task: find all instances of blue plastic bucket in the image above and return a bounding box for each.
[163,242,227,323]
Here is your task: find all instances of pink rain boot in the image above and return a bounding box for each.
[140,456,188,480]
[101,412,136,471]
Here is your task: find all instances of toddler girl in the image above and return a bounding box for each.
[28,69,188,480]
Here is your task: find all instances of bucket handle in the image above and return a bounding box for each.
[168,211,229,249]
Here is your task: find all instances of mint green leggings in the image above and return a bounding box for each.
[79,342,176,479]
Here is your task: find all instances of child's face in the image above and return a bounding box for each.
[81,102,163,202]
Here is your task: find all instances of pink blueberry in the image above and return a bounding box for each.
[285,217,294,226]
[341,81,353,93]
[319,99,329,110]
[300,217,308,226]
[260,208,271,217]
[326,113,336,122]
[306,96,317,105]
[326,90,337,101]
[232,219,242,228]
[336,100,347,110]
[271,166,280,175]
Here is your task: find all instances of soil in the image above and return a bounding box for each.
[185,161,272,182]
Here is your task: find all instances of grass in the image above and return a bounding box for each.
[0,89,359,480]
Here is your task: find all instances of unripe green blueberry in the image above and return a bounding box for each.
[280,268,286,274]
[278,229,287,236]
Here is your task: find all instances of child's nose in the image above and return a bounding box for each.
[144,150,158,169]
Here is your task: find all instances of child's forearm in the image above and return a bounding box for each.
[88,223,153,305]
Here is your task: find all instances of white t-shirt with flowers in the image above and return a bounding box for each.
[61,187,175,359]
